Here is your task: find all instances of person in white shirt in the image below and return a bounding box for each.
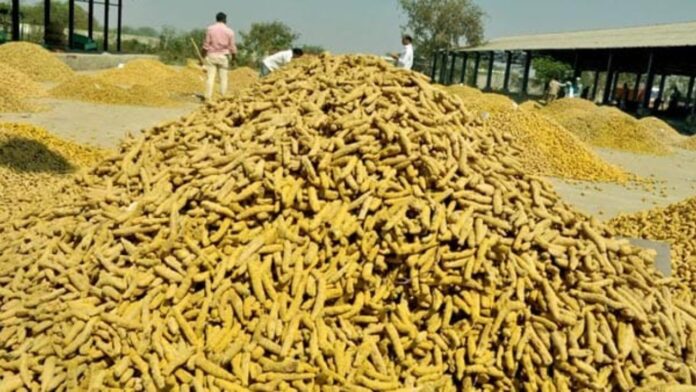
[390,35,414,70]
[261,48,304,76]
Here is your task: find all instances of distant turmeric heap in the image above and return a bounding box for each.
[99,59,178,87]
[445,87,630,183]
[639,117,684,144]
[97,60,259,99]
[0,42,74,82]
[0,122,105,169]
[0,122,106,221]
[228,67,260,93]
[50,75,175,107]
[492,110,630,183]
[679,135,696,151]
[0,61,46,113]
[0,86,39,113]
[445,85,517,114]
[0,62,45,98]
[99,59,206,98]
[541,98,672,155]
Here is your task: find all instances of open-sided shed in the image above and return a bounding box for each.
[8,0,124,51]
[433,21,696,115]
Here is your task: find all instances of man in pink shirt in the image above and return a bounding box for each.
[202,12,237,101]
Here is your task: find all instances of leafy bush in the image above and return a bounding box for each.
[533,56,572,85]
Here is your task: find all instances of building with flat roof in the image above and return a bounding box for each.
[432,21,696,116]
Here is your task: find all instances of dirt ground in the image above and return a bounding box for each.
[0,98,200,148]
[549,148,696,220]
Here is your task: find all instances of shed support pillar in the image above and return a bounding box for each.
[521,50,532,96]
[611,71,620,102]
[573,51,582,79]
[117,0,123,52]
[430,51,439,81]
[638,51,655,115]
[655,74,667,111]
[44,0,50,43]
[88,0,94,39]
[503,51,512,92]
[633,73,642,102]
[484,51,494,91]
[686,75,695,111]
[591,70,600,101]
[602,52,614,104]
[439,51,448,84]
[68,0,75,49]
[104,0,110,51]
[459,52,468,84]
[448,52,457,85]
[11,0,20,41]
[471,52,481,87]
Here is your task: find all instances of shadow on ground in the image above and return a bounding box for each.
[0,137,75,173]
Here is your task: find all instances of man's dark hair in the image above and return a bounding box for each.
[292,48,304,57]
[216,12,227,23]
[403,35,413,43]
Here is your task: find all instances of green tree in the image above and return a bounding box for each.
[532,56,572,85]
[398,0,484,61]
[239,21,299,63]
[157,26,206,64]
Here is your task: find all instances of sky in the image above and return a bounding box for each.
[19,0,696,54]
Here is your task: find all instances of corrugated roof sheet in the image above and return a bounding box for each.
[460,21,696,51]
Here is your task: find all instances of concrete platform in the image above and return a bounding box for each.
[55,53,160,71]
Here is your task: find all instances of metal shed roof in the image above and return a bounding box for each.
[460,21,696,52]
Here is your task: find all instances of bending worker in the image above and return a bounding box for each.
[202,12,237,101]
[390,35,414,70]
[261,48,304,76]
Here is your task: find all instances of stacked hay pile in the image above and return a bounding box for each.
[0,55,695,391]
[0,42,74,82]
[447,87,629,182]
[610,197,696,299]
[541,99,671,155]
[0,62,46,112]
[50,75,174,107]
[0,123,105,221]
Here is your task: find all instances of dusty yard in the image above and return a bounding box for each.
[0,98,199,149]
[549,148,696,220]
